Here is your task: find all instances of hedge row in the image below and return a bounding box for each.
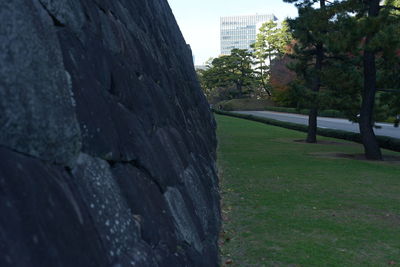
[214,109,400,153]
[217,98,275,111]
[264,106,346,119]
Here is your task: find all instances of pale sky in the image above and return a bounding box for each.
[167,0,298,65]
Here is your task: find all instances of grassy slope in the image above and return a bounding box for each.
[217,114,400,267]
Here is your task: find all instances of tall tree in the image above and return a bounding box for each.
[284,0,329,143]
[252,20,292,97]
[327,0,400,160]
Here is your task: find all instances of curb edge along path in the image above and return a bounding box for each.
[235,111,400,139]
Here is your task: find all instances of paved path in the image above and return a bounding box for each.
[234,110,400,139]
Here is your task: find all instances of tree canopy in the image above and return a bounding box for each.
[252,20,292,97]
[284,0,400,159]
[284,0,330,143]
[198,49,255,102]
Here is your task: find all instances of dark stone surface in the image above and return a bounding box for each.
[0,147,107,267]
[0,0,219,266]
[0,0,81,164]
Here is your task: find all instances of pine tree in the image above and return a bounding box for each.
[284,0,329,143]
[326,0,400,160]
[199,49,255,99]
[286,0,400,159]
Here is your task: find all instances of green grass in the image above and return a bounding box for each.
[217,114,400,267]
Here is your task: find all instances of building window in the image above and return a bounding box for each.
[220,13,277,55]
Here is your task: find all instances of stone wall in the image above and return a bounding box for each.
[0,0,220,266]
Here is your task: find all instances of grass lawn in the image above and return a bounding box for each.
[216,114,400,267]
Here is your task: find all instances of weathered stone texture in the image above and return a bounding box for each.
[0,0,81,163]
[0,0,219,266]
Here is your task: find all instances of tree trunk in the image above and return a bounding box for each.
[359,0,382,160]
[307,108,318,143]
[306,0,325,143]
[306,42,323,143]
[236,81,242,98]
[260,61,271,96]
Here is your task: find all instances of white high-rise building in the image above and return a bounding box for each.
[220,13,277,55]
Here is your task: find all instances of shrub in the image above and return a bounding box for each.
[216,98,275,111]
